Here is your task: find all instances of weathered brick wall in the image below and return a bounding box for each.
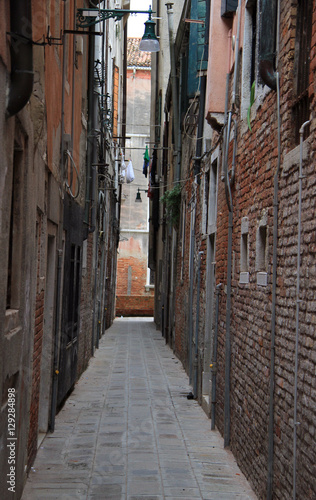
[116,295,154,316]
[116,254,154,316]
[171,1,316,499]
[211,2,316,499]
[271,3,316,497]
[28,213,45,468]
[174,141,195,368]
[117,255,150,295]
[78,233,94,377]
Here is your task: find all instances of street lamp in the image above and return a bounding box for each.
[135,188,148,202]
[76,5,160,52]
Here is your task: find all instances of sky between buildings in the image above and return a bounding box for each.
[127,0,150,37]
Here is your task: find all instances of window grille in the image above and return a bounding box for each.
[293,0,312,144]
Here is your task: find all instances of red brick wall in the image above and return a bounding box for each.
[116,255,154,316]
[171,2,316,498]
[27,213,45,468]
[205,2,316,499]
[117,255,150,295]
[116,295,154,316]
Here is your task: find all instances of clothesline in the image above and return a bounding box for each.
[121,146,170,150]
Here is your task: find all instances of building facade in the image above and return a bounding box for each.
[0,1,127,498]
[149,1,316,499]
[116,38,154,317]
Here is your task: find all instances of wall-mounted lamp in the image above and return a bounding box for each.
[135,188,148,202]
[77,5,160,52]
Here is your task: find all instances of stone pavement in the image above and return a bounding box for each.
[22,318,257,500]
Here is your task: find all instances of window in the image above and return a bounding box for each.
[188,0,207,97]
[6,146,23,311]
[250,0,257,91]
[149,269,155,286]
[241,0,259,121]
[207,160,218,234]
[240,217,249,284]
[256,226,267,270]
[180,199,187,281]
[293,0,313,144]
[202,169,210,234]
[256,215,268,286]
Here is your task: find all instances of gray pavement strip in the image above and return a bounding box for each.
[21,318,257,500]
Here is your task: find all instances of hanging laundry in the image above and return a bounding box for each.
[126,159,135,183]
[150,148,157,184]
[143,145,150,178]
[147,158,154,199]
[120,153,127,183]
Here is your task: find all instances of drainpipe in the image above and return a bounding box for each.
[293,120,310,500]
[7,0,34,117]
[267,72,281,500]
[211,283,222,430]
[86,23,97,235]
[224,208,233,448]
[259,0,277,90]
[50,250,63,432]
[193,251,204,398]
[222,0,241,448]
[267,0,280,496]
[188,191,196,385]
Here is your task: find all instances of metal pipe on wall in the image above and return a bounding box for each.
[222,0,241,447]
[188,197,196,385]
[211,283,222,430]
[293,119,310,500]
[6,0,34,117]
[267,0,281,494]
[194,251,204,398]
[267,69,281,500]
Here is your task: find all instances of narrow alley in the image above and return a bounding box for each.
[22,318,257,500]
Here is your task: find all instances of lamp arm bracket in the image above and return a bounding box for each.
[77,8,155,28]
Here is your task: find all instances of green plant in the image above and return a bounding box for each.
[160,183,181,227]
[247,81,255,132]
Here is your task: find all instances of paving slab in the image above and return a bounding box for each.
[22,318,257,500]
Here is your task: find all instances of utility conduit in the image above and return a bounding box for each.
[293,120,310,500]
[222,0,241,449]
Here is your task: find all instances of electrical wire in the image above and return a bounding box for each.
[64,150,81,199]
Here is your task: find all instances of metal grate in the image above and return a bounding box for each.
[293,0,312,143]
[293,93,310,144]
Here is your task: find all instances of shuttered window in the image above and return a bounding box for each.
[187,0,207,97]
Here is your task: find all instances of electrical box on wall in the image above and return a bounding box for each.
[221,0,238,18]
